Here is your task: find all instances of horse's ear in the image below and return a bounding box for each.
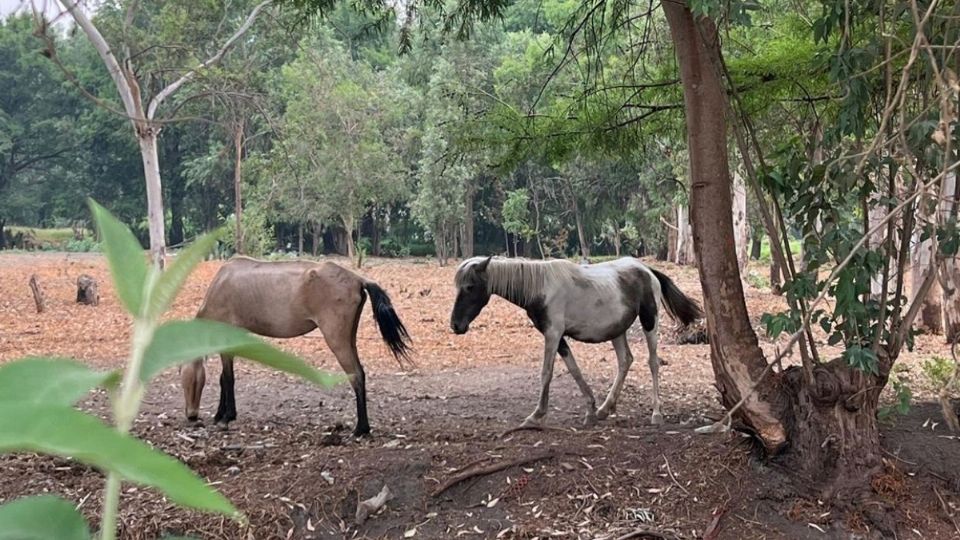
[476,255,493,273]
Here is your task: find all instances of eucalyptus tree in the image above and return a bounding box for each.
[36,0,274,265]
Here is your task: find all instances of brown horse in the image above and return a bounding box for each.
[181,256,411,436]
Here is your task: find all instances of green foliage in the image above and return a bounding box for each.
[0,496,91,540]
[879,366,912,421]
[922,356,956,390]
[0,201,344,540]
[502,189,535,240]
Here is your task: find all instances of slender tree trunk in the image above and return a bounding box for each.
[750,233,762,260]
[233,119,244,255]
[675,205,695,265]
[343,215,356,262]
[941,172,960,341]
[571,195,590,259]
[298,223,304,255]
[312,223,321,256]
[732,171,749,271]
[0,217,6,249]
[138,130,166,267]
[463,186,475,258]
[663,2,785,452]
[912,193,943,333]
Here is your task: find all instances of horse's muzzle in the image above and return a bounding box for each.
[451,322,469,335]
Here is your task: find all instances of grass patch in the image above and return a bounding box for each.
[758,237,802,263]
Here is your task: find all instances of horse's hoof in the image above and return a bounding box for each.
[650,412,664,425]
[353,427,371,438]
[583,413,598,427]
[595,408,609,421]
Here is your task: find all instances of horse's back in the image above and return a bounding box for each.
[198,257,360,337]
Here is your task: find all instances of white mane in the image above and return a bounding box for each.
[456,257,585,305]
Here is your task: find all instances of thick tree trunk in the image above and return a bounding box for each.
[911,195,943,333]
[732,172,749,271]
[663,2,785,452]
[233,120,244,255]
[138,130,166,267]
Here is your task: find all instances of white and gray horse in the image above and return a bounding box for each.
[450,256,702,428]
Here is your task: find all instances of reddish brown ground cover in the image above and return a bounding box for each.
[0,253,958,539]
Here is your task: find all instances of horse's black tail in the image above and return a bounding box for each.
[650,268,704,326]
[363,281,413,367]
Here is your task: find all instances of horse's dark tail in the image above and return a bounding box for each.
[363,281,413,367]
[650,268,703,326]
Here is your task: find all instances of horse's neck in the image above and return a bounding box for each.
[488,261,546,308]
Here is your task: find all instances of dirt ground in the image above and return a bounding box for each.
[1,252,960,539]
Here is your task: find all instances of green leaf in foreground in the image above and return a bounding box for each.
[140,319,347,387]
[0,495,91,540]
[0,358,118,406]
[146,228,225,320]
[0,404,237,518]
[88,199,148,316]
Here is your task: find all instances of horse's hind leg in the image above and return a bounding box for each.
[643,319,663,425]
[317,295,370,437]
[596,334,634,420]
[557,338,598,426]
[214,354,237,426]
[181,358,206,422]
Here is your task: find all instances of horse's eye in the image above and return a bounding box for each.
[464,285,475,293]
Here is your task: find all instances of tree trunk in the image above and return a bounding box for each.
[298,223,304,255]
[371,210,381,257]
[911,194,943,333]
[341,216,357,262]
[663,2,785,452]
[0,217,6,249]
[29,274,45,313]
[571,196,590,260]
[311,223,321,257]
[941,172,960,341]
[138,129,167,268]
[233,120,244,255]
[750,233,762,260]
[675,205,695,265]
[732,172,749,271]
[462,187,475,258]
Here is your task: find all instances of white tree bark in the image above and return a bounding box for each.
[940,172,960,341]
[911,203,943,333]
[56,0,270,267]
[732,171,749,272]
[675,204,695,265]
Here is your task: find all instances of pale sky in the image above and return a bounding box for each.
[0,0,94,23]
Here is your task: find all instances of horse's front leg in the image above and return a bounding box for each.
[520,331,562,428]
[214,354,237,427]
[557,338,598,426]
[596,334,634,421]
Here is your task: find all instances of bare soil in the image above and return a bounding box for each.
[1,252,959,539]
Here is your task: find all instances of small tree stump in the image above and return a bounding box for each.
[29,274,45,313]
[76,274,99,306]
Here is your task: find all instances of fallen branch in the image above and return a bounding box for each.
[355,484,393,525]
[431,452,558,497]
[615,528,680,540]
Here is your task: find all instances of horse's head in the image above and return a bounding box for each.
[451,256,493,334]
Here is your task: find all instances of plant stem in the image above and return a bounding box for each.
[100,292,157,540]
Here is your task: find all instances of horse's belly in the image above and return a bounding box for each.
[564,310,636,343]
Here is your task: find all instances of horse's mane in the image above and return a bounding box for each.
[456,257,582,304]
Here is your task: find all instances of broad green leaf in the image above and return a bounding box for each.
[89,199,148,315]
[0,357,118,406]
[0,404,237,518]
[147,228,225,319]
[0,495,91,540]
[140,320,347,388]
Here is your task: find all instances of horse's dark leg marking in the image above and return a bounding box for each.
[214,354,237,426]
[557,338,598,426]
[352,363,370,436]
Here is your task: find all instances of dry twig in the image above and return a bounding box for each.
[431,452,558,497]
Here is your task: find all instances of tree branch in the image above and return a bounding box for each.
[147,0,271,120]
